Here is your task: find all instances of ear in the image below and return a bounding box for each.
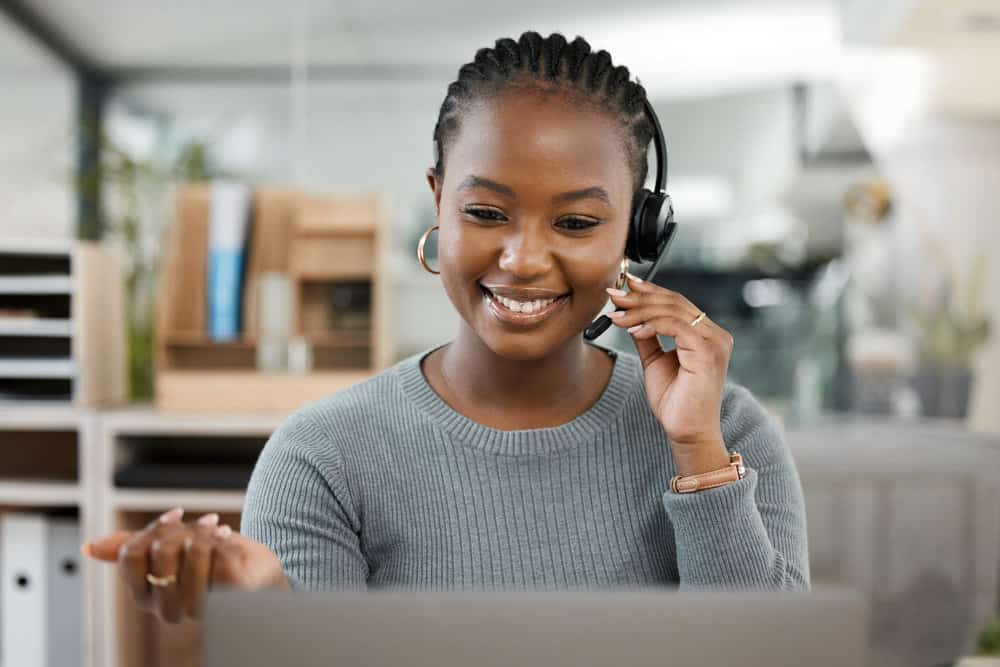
[425,167,442,216]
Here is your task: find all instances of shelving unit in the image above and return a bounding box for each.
[96,407,284,667]
[0,403,98,667]
[152,186,393,413]
[0,238,126,406]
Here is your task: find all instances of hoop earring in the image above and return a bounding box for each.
[615,257,629,290]
[417,225,440,275]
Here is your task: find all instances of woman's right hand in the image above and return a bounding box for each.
[81,507,289,624]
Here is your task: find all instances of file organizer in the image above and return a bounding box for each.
[1,513,47,666]
[152,184,393,412]
[0,513,85,667]
[0,239,126,406]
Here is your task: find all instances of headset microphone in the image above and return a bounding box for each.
[583,96,677,341]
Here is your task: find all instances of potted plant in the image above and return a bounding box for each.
[953,617,1000,665]
[908,251,992,418]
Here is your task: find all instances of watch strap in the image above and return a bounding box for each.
[669,452,746,494]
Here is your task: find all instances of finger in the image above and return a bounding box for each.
[608,306,713,340]
[83,530,134,562]
[208,525,245,588]
[625,315,716,353]
[609,282,698,311]
[179,516,219,620]
[150,532,187,623]
[632,316,732,369]
[605,294,703,333]
[115,508,185,610]
[118,529,160,609]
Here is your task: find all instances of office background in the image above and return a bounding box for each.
[1,1,999,666]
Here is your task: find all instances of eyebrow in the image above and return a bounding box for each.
[457,174,611,205]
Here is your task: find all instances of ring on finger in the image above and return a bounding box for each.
[146,572,177,588]
[690,311,707,327]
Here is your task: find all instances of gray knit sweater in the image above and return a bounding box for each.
[241,342,810,592]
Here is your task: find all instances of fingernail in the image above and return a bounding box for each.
[627,324,643,333]
[605,287,627,297]
[627,273,644,283]
[607,310,625,319]
[160,507,184,524]
[197,513,220,527]
[80,542,92,558]
[215,525,232,539]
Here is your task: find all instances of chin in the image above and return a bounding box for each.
[477,331,563,362]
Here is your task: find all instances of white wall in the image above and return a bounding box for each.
[0,15,75,240]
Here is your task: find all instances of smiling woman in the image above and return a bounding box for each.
[83,31,809,622]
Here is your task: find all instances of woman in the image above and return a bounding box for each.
[83,31,809,624]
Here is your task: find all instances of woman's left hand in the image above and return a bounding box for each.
[605,274,734,469]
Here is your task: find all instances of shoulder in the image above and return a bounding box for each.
[252,357,415,489]
[271,353,418,453]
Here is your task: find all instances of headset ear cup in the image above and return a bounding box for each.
[627,189,652,262]
[635,192,668,262]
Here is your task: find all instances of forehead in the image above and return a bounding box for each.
[445,90,632,197]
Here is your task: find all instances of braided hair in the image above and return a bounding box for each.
[432,31,655,195]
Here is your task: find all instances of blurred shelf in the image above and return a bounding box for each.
[101,405,286,435]
[0,275,74,294]
[0,317,73,337]
[0,479,80,506]
[0,237,74,255]
[0,403,82,427]
[165,331,371,348]
[154,369,371,414]
[111,488,245,513]
[0,357,76,378]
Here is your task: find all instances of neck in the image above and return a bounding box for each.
[440,324,599,417]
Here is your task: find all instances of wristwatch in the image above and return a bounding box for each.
[669,451,746,494]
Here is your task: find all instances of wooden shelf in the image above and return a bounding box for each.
[101,406,285,436]
[111,488,245,513]
[0,317,74,337]
[0,275,74,294]
[0,237,75,255]
[0,403,83,428]
[0,479,81,506]
[165,331,371,349]
[154,369,372,413]
[0,357,77,378]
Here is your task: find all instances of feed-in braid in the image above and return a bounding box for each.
[432,31,655,194]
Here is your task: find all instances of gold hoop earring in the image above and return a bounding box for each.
[417,225,440,275]
[615,257,629,290]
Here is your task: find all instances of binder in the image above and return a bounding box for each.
[207,180,252,341]
[46,518,82,667]
[2,513,47,667]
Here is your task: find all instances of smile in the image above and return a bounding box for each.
[480,285,570,326]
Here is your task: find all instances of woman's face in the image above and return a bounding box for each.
[426,90,634,362]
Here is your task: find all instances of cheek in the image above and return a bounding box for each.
[558,245,620,297]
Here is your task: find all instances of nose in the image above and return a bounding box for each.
[497,226,553,279]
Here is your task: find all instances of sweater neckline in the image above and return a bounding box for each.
[396,341,638,456]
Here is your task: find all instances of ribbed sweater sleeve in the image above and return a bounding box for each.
[660,384,810,591]
[242,411,368,591]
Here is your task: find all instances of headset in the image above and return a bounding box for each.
[432,94,678,341]
[583,96,677,340]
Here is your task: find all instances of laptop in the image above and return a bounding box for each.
[203,585,868,667]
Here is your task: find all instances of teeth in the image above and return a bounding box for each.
[489,292,558,314]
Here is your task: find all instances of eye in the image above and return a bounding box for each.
[555,217,601,231]
[462,207,507,223]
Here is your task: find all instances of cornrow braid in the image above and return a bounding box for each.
[432,31,655,194]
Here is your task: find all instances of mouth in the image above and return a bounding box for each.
[479,284,570,326]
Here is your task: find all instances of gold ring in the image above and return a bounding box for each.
[146,573,177,588]
[690,312,707,327]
